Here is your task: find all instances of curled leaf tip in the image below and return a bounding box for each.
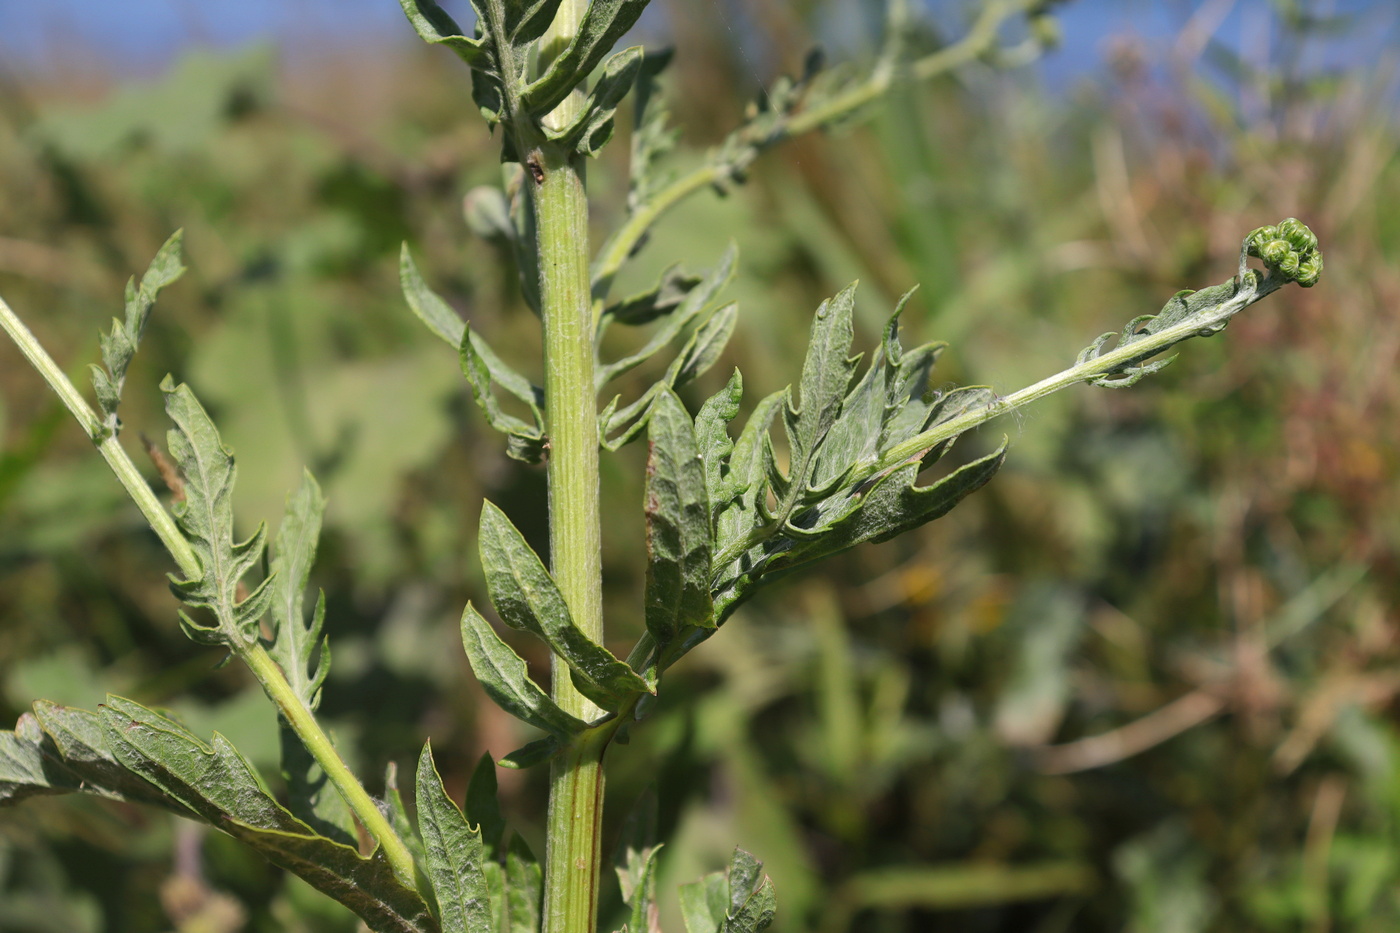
[1246,217,1323,288]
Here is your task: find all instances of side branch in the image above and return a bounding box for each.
[591,0,1044,314]
[0,294,199,578]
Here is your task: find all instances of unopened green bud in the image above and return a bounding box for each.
[1296,253,1323,288]
[1260,238,1291,266]
[1277,249,1301,277]
[1277,217,1317,253]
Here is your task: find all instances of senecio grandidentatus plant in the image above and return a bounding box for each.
[0,0,1323,930]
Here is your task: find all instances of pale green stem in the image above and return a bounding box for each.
[0,291,417,887]
[590,0,1040,318]
[0,295,199,576]
[531,8,609,921]
[243,645,418,884]
[873,274,1279,471]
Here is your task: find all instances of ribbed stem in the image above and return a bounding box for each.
[533,131,607,933]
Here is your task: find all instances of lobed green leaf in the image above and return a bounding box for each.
[161,377,271,650]
[91,230,186,434]
[598,243,737,389]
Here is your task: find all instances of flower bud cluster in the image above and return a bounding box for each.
[1247,217,1323,288]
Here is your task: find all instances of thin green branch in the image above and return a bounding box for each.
[243,645,419,884]
[872,274,1281,472]
[1,290,417,888]
[0,294,199,577]
[590,0,1041,317]
[709,269,1285,572]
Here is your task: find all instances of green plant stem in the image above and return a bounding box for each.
[0,295,199,576]
[0,291,417,887]
[241,645,418,884]
[590,0,1040,317]
[533,89,609,933]
[873,273,1280,471]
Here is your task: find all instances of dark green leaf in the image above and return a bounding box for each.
[726,849,763,919]
[0,703,194,813]
[98,696,436,933]
[506,834,544,933]
[465,752,506,858]
[722,849,776,933]
[161,377,271,649]
[778,282,859,511]
[775,443,1008,575]
[643,389,714,646]
[459,603,589,737]
[479,501,650,707]
[694,370,742,517]
[722,877,776,933]
[521,0,650,116]
[498,735,565,770]
[712,389,783,560]
[416,742,494,933]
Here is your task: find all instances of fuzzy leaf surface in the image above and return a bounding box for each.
[598,244,736,389]
[521,0,650,116]
[643,389,715,647]
[0,703,188,812]
[506,834,544,933]
[416,742,494,933]
[90,230,186,434]
[459,603,590,737]
[601,265,702,329]
[479,501,649,707]
[97,696,436,933]
[722,849,776,933]
[546,45,644,155]
[161,377,272,649]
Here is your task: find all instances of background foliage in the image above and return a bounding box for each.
[1,2,1398,931]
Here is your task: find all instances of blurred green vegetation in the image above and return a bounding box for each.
[2,3,1399,932]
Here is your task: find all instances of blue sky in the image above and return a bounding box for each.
[0,1,1394,90]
